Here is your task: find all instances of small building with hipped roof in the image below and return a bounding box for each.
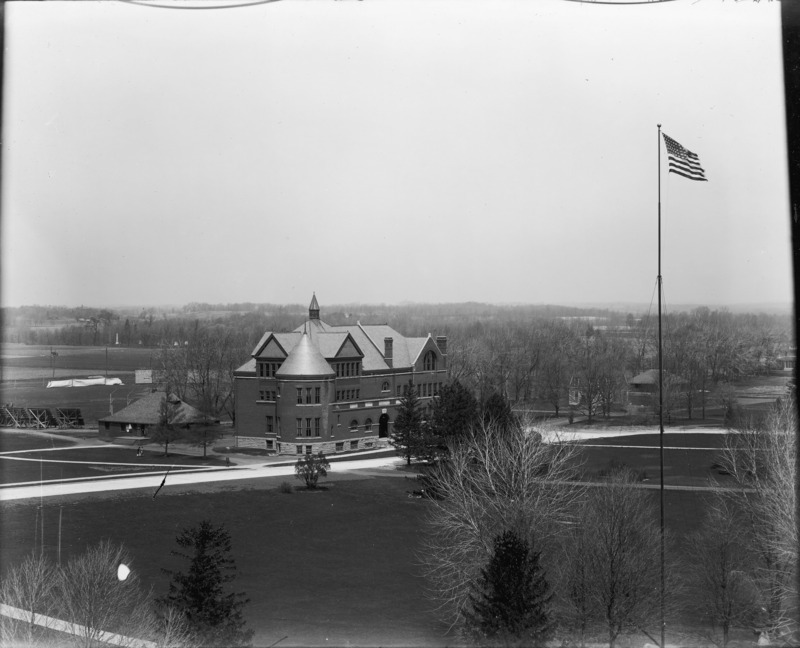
[98,390,218,437]
[233,294,448,455]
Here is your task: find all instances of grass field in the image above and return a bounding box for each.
[1,344,173,425]
[0,428,743,647]
[0,471,452,647]
[0,345,790,646]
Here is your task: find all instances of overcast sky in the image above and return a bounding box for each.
[2,0,792,309]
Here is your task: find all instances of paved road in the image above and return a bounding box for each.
[0,455,403,502]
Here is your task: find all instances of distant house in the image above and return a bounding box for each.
[98,391,218,436]
[777,353,796,372]
[625,369,686,414]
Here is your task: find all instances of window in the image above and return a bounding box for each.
[296,388,302,404]
[349,419,359,431]
[296,445,303,455]
[396,385,401,397]
[296,418,302,436]
[424,350,437,371]
[350,440,358,450]
[306,387,312,404]
[315,387,320,404]
[364,418,373,432]
[266,439,274,450]
[335,442,344,452]
[314,418,320,437]
[305,445,313,454]
[266,416,273,433]
[305,418,312,437]
[382,381,390,392]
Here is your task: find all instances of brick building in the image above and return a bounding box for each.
[233,295,448,455]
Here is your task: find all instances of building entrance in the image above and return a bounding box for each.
[378,414,389,438]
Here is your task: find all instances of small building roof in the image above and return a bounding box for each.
[99,391,217,426]
[630,369,660,385]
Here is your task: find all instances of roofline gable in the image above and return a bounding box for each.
[253,333,290,359]
[333,332,364,359]
[411,334,436,366]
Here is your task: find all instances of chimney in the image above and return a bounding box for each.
[384,337,393,367]
[436,335,447,356]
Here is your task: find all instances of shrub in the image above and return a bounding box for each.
[295,451,330,489]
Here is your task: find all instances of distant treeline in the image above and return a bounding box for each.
[3,302,792,422]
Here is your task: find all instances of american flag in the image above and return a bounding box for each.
[662,133,707,181]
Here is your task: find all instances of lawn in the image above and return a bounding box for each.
[1,345,160,426]
[573,432,732,488]
[0,443,228,486]
[0,473,454,647]
[0,469,721,647]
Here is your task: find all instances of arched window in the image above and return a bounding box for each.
[364,418,373,432]
[349,419,359,432]
[423,350,437,371]
[381,381,390,392]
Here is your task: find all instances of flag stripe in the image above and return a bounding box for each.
[662,133,707,182]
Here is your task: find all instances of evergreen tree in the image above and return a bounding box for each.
[430,379,479,440]
[481,391,516,433]
[464,529,552,646]
[390,380,423,465]
[161,520,253,647]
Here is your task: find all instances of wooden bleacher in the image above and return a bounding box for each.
[0,406,84,429]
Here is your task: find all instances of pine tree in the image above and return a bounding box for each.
[161,520,253,647]
[464,529,552,646]
[481,391,516,433]
[390,380,423,465]
[430,379,479,440]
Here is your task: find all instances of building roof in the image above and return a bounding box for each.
[629,369,660,385]
[240,296,440,376]
[99,391,217,426]
[276,332,335,378]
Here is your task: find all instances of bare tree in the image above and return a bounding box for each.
[716,397,797,641]
[0,553,57,647]
[54,540,156,648]
[686,497,760,647]
[149,395,184,457]
[420,420,584,630]
[560,470,681,648]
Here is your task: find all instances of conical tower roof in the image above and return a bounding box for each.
[276,331,334,378]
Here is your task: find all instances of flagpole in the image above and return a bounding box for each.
[657,123,665,648]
